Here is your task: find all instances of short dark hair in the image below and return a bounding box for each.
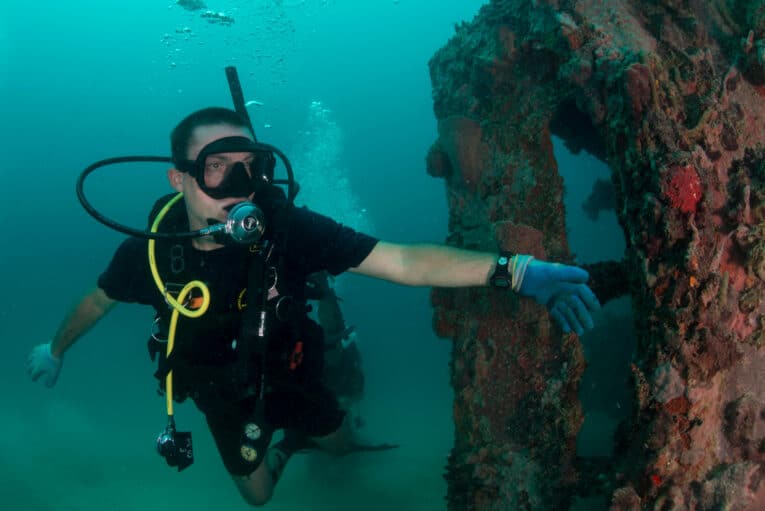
[170,107,252,165]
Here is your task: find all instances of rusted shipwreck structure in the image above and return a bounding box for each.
[428,1,765,509]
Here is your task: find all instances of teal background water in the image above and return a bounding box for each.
[0,1,631,509]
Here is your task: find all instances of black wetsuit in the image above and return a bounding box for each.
[98,203,378,475]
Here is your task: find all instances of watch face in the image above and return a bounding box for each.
[498,256,509,265]
[240,445,258,462]
[244,423,261,440]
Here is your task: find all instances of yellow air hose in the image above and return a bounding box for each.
[147,192,211,417]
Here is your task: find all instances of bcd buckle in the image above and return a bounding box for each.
[289,341,304,370]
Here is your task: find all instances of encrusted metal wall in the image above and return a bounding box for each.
[428,1,765,509]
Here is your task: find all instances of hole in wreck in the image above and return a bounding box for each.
[550,100,608,162]
[550,103,635,498]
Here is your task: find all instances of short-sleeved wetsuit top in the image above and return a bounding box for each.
[98,199,378,475]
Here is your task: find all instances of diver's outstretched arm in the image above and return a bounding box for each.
[351,241,600,335]
[27,287,116,387]
[50,287,116,357]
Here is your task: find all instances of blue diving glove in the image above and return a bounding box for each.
[516,257,601,335]
[27,343,62,388]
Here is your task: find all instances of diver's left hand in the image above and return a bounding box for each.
[517,259,601,335]
[27,342,63,388]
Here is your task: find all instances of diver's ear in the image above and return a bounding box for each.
[168,168,184,192]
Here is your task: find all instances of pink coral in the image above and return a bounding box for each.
[664,164,702,214]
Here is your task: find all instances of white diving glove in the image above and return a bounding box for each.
[27,342,62,388]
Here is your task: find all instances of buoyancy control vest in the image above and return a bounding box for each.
[145,192,325,414]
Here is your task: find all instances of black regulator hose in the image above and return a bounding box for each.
[76,155,203,240]
[77,148,298,239]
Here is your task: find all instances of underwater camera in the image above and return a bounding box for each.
[156,418,194,471]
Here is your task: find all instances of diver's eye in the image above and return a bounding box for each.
[204,161,227,179]
[203,160,228,187]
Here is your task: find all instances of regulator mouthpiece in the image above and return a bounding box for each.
[224,202,266,244]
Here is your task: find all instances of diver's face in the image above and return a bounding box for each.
[174,124,256,230]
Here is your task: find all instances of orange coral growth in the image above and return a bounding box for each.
[664,164,702,213]
[663,395,691,415]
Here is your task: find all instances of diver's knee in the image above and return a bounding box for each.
[233,469,274,507]
[239,487,273,507]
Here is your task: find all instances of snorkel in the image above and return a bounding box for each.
[76,67,296,471]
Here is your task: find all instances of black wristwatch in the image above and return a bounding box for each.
[489,252,514,289]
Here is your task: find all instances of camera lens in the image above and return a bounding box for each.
[157,432,175,456]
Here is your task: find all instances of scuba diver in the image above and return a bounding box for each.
[26,98,600,505]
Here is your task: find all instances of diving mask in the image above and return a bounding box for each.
[176,136,276,200]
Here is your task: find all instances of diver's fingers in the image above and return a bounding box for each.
[574,283,601,312]
[44,372,59,388]
[28,365,44,382]
[549,302,572,334]
[565,293,594,331]
[558,299,584,336]
[548,263,590,283]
